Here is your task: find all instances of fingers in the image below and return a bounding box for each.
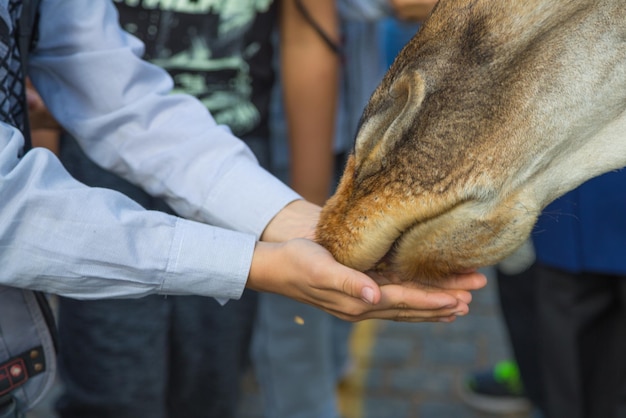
[257,237,484,324]
[367,269,487,292]
[325,299,468,323]
[334,267,382,305]
[322,280,472,323]
[373,284,468,321]
[389,0,438,22]
[434,271,488,291]
[321,263,485,322]
[364,270,486,309]
[447,289,473,305]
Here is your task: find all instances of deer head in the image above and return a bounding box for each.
[316,0,626,281]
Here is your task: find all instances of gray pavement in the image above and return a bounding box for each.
[236,267,533,418]
[352,268,530,418]
[28,268,532,418]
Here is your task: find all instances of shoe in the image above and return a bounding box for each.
[458,361,533,414]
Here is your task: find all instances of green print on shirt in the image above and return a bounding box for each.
[114,0,276,137]
[114,0,272,18]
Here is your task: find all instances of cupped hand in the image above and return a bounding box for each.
[365,269,487,321]
[246,237,486,323]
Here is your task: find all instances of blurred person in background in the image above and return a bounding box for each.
[52,1,341,417]
[461,169,626,418]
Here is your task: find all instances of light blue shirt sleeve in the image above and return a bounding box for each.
[0,1,300,300]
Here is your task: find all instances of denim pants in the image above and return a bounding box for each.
[252,293,353,418]
[56,293,257,418]
[55,133,268,418]
[258,98,355,417]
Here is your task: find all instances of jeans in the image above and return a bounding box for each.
[252,294,352,418]
[258,86,355,417]
[56,294,256,418]
[55,133,267,418]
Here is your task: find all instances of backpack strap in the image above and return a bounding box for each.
[0,395,20,418]
[0,287,57,417]
[0,347,47,399]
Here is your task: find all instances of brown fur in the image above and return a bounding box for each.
[316,0,626,281]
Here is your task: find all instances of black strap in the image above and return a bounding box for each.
[0,346,46,398]
[33,292,59,353]
[294,0,342,56]
[0,394,20,418]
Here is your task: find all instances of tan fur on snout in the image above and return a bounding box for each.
[316,0,626,282]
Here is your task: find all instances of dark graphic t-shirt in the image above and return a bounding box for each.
[113,0,277,140]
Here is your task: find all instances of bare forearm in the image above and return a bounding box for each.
[280,0,339,205]
[390,0,438,22]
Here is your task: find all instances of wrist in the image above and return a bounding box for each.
[261,199,320,242]
[246,241,287,294]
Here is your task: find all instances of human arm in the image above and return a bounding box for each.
[26,79,60,132]
[5,1,485,321]
[25,79,61,154]
[28,1,299,234]
[0,130,258,299]
[388,0,438,21]
[1,134,484,320]
[5,0,298,300]
[337,0,437,22]
[279,0,339,205]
